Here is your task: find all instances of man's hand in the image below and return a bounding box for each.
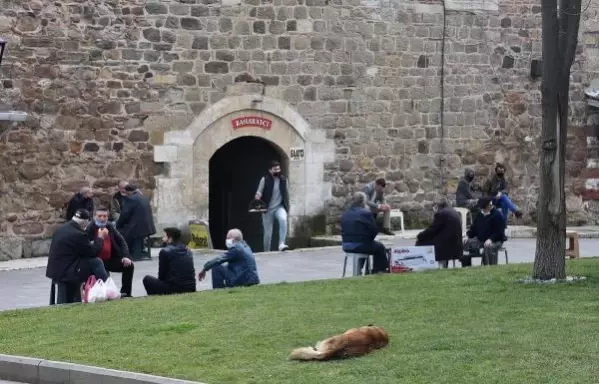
[122,257,132,267]
[98,228,109,238]
[378,204,390,212]
[198,269,206,281]
[255,193,261,201]
[484,239,492,248]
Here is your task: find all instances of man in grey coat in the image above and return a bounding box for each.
[363,178,394,236]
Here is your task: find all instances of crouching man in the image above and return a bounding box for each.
[46,209,110,303]
[197,229,260,289]
[462,197,507,267]
[143,227,197,295]
[86,206,134,298]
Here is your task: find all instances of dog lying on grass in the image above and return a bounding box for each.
[289,325,389,361]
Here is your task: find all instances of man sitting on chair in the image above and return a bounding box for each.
[363,178,394,236]
[340,192,389,274]
[415,200,463,269]
[462,197,507,267]
[197,229,260,289]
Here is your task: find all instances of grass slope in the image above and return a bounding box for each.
[2,261,599,383]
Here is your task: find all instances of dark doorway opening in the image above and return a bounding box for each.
[209,136,286,251]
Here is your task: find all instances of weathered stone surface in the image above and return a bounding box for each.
[0,237,23,261]
[0,0,598,245]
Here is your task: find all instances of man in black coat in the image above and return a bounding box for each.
[415,200,463,268]
[340,192,389,274]
[455,168,479,210]
[86,206,135,297]
[143,227,197,295]
[46,209,110,302]
[462,197,507,267]
[65,187,94,221]
[116,184,156,261]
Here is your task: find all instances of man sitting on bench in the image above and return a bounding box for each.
[340,191,389,274]
[462,197,507,267]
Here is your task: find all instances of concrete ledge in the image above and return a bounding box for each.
[0,354,205,384]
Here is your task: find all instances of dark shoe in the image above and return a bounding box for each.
[381,228,395,236]
[514,210,523,219]
[120,293,133,298]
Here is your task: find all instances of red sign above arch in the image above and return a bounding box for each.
[231,116,272,130]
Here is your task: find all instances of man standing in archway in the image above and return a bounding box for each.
[255,161,290,252]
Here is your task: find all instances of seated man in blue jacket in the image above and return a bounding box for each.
[340,192,389,274]
[462,197,507,267]
[197,228,260,289]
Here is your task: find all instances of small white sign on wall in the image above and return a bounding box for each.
[290,147,305,161]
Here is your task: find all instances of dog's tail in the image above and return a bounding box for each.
[289,347,326,361]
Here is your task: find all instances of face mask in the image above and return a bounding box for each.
[466,172,474,182]
[272,172,281,177]
[161,242,168,248]
[94,219,107,228]
[225,238,234,249]
[496,170,504,176]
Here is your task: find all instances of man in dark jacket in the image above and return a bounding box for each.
[116,184,156,261]
[86,206,135,297]
[484,163,523,222]
[340,192,389,274]
[142,227,196,295]
[197,228,260,289]
[462,197,507,267]
[109,180,128,222]
[363,178,394,236]
[255,160,290,252]
[46,209,110,302]
[65,187,94,221]
[455,169,479,210]
[415,200,463,268]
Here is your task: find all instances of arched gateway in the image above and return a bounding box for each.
[152,95,335,250]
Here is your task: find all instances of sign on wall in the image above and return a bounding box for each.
[290,147,305,161]
[444,0,498,11]
[231,116,272,130]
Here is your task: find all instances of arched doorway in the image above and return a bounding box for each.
[209,136,287,251]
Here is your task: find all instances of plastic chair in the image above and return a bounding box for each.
[342,253,372,277]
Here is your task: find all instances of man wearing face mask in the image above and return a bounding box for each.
[46,209,110,303]
[109,180,128,222]
[255,160,290,252]
[415,200,463,268]
[483,163,523,222]
[86,206,134,298]
[455,168,479,210]
[65,187,95,221]
[461,197,507,267]
[142,227,196,296]
[197,228,260,289]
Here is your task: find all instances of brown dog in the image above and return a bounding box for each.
[289,325,389,361]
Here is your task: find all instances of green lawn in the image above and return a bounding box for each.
[2,261,599,383]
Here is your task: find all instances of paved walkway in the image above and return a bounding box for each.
[0,237,598,312]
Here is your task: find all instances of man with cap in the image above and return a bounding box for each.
[461,197,507,267]
[116,184,156,261]
[46,209,110,302]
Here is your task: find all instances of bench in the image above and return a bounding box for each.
[458,245,509,266]
[566,231,580,259]
[389,209,405,236]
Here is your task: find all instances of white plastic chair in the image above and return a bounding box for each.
[342,253,372,277]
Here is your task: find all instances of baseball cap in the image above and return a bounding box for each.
[124,184,138,192]
[74,209,91,220]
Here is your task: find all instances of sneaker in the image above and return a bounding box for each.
[278,243,289,251]
[381,228,395,236]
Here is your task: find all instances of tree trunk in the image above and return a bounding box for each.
[533,0,582,280]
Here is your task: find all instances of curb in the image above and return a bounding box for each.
[0,354,205,384]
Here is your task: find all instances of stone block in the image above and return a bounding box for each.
[154,145,179,163]
[0,354,42,383]
[0,236,23,261]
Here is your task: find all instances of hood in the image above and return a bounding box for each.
[165,243,189,256]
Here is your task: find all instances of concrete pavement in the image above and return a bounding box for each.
[0,237,598,312]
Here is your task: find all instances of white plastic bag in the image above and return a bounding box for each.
[104,277,121,300]
[87,280,108,303]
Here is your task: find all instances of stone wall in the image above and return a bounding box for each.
[0,0,598,248]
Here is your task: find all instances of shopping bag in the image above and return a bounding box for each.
[87,279,108,303]
[82,276,96,304]
[104,277,121,300]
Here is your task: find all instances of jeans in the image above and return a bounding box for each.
[493,194,517,222]
[83,257,109,281]
[103,258,134,296]
[461,238,503,267]
[212,265,232,289]
[127,237,145,261]
[142,276,196,296]
[342,241,389,274]
[262,206,287,252]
